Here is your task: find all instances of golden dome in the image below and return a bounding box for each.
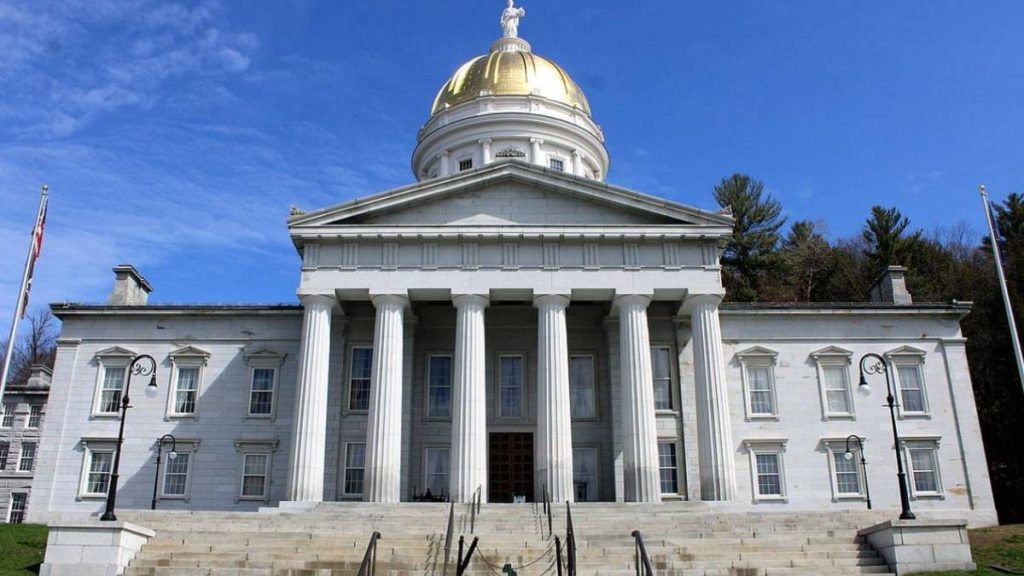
[431,40,591,116]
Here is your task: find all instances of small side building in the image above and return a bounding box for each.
[1,365,51,523]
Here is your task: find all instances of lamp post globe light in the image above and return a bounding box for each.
[101,354,159,522]
[151,434,178,510]
[857,352,915,520]
[844,434,872,510]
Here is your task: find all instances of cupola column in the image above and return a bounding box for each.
[530,138,544,166]
[615,294,662,502]
[572,150,584,177]
[450,294,489,503]
[440,150,451,178]
[364,293,408,502]
[479,139,493,165]
[286,294,337,502]
[535,294,575,502]
[687,294,737,501]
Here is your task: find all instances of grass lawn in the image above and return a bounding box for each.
[914,524,1024,576]
[0,524,47,575]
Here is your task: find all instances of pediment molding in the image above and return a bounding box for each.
[810,345,854,359]
[93,346,137,359]
[885,345,928,358]
[169,345,212,359]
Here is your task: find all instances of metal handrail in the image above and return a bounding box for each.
[544,486,553,539]
[357,531,382,576]
[631,530,654,576]
[456,534,480,576]
[443,502,455,576]
[555,536,564,576]
[470,485,481,534]
[566,502,577,576]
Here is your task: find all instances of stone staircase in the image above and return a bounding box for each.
[118,502,896,575]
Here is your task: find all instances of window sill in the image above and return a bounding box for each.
[424,417,453,423]
[823,414,856,421]
[832,494,867,502]
[899,413,932,420]
[245,414,275,420]
[745,415,779,422]
[238,496,268,502]
[753,496,788,503]
[655,410,679,417]
[158,495,189,501]
[570,416,600,423]
[90,414,121,420]
[912,493,945,500]
[660,494,684,501]
[167,414,198,421]
[77,494,107,501]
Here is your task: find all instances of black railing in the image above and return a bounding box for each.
[631,530,654,576]
[357,531,382,576]
[566,502,577,576]
[456,534,479,576]
[470,485,482,534]
[543,486,553,539]
[555,536,564,576]
[443,502,455,576]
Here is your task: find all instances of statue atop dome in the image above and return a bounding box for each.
[500,0,526,39]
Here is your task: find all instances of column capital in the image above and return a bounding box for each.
[453,293,490,308]
[680,293,724,315]
[530,137,545,145]
[299,293,339,311]
[533,293,570,309]
[477,138,493,145]
[613,293,652,310]
[370,293,409,309]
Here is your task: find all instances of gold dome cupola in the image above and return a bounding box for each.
[412,1,609,182]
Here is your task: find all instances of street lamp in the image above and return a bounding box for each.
[844,434,872,510]
[857,353,915,520]
[149,432,178,508]
[101,354,158,522]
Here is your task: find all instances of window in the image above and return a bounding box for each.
[458,158,473,172]
[424,447,450,497]
[745,440,787,501]
[833,451,862,496]
[249,368,276,416]
[171,366,200,416]
[240,454,270,499]
[822,365,853,416]
[651,346,673,410]
[573,448,598,502]
[896,365,928,414]
[97,365,126,415]
[8,493,27,524]
[0,443,8,470]
[658,442,679,494]
[349,348,373,411]
[1,403,14,428]
[27,405,42,429]
[343,443,366,496]
[427,356,453,419]
[549,158,565,172]
[905,444,942,496]
[162,452,191,497]
[498,355,524,418]
[83,450,114,496]
[18,443,35,472]
[569,355,595,419]
[737,348,779,419]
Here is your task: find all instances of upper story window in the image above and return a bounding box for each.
[736,347,779,419]
[244,348,286,419]
[650,346,673,411]
[427,355,453,419]
[27,405,43,429]
[569,355,596,419]
[887,347,929,416]
[2,403,15,428]
[98,366,127,415]
[811,347,855,419]
[18,442,36,472]
[498,354,525,418]
[167,346,210,418]
[0,442,8,470]
[458,158,473,172]
[549,158,565,172]
[349,347,374,412]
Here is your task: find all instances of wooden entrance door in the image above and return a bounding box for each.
[489,433,534,503]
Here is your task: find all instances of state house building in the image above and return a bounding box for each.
[26,8,996,527]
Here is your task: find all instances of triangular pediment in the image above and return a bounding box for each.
[169,345,212,359]
[94,346,137,358]
[289,162,732,230]
[810,346,854,358]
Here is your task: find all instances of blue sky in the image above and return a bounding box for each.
[1,0,1023,330]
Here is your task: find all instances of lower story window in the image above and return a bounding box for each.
[573,447,598,502]
[344,443,366,496]
[833,451,863,496]
[84,450,114,497]
[907,444,942,496]
[240,453,270,499]
[424,447,450,498]
[658,442,679,494]
[18,443,35,472]
[8,493,27,524]
[745,440,787,501]
[162,452,191,497]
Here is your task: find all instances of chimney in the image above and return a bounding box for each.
[869,265,913,305]
[26,365,52,390]
[108,265,153,306]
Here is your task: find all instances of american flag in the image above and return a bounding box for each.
[20,187,48,318]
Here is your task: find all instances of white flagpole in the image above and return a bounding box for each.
[0,185,48,413]
[979,184,1024,395]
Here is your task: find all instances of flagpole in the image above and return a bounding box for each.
[979,184,1024,395]
[0,185,48,412]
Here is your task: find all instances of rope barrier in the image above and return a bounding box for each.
[474,540,557,575]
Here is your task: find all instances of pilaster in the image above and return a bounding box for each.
[364,293,408,502]
[534,294,574,502]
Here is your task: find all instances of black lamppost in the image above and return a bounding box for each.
[857,353,915,520]
[101,354,158,522]
[844,434,872,510]
[149,432,178,508]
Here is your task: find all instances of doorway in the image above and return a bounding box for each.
[488,433,534,503]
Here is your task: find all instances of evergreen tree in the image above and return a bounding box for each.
[713,174,786,302]
[861,205,921,273]
[779,220,833,301]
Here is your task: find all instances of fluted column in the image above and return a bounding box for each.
[572,150,584,177]
[531,138,544,166]
[364,294,407,502]
[479,139,493,165]
[451,294,489,503]
[286,294,336,502]
[535,294,574,502]
[615,294,661,502]
[689,294,736,501]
